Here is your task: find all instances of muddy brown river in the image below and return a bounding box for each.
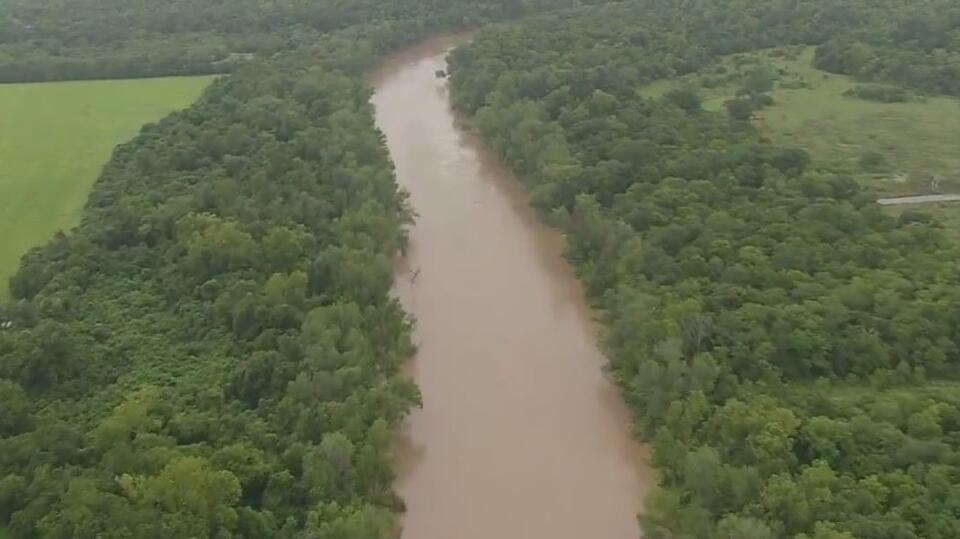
[371,35,653,539]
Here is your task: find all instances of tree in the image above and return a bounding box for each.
[303,433,356,502]
[118,456,242,537]
[0,380,31,436]
[180,213,256,278]
[0,474,27,522]
[797,523,856,539]
[744,67,775,95]
[715,515,775,539]
[302,504,397,539]
[709,398,801,474]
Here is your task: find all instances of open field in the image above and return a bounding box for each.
[0,76,213,298]
[641,46,960,237]
[641,47,960,195]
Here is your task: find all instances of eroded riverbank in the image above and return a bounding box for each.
[371,35,653,538]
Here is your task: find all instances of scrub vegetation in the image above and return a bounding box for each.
[640,47,960,195]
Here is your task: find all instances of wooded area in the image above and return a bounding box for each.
[448,1,960,537]
[3,0,959,536]
[0,1,577,537]
[0,0,571,82]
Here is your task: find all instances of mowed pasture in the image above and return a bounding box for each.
[0,76,213,298]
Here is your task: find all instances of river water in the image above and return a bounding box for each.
[371,35,653,539]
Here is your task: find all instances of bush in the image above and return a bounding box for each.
[858,150,890,172]
[726,97,755,120]
[844,84,910,103]
[779,79,810,90]
[664,87,702,112]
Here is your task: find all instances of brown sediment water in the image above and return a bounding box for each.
[371,34,654,539]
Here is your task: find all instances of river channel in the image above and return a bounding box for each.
[371,35,653,539]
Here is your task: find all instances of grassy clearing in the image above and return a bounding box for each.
[882,202,960,241]
[641,47,960,195]
[0,76,213,298]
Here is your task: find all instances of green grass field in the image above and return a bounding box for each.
[641,47,960,195]
[0,76,213,298]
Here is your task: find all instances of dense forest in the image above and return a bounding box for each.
[449,1,960,538]
[5,0,960,537]
[0,1,577,537]
[0,0,569,82]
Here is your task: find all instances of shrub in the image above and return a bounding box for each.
[844,84,910,103]
[858,150,890,172]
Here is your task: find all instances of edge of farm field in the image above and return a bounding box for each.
[0,75,214,299]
